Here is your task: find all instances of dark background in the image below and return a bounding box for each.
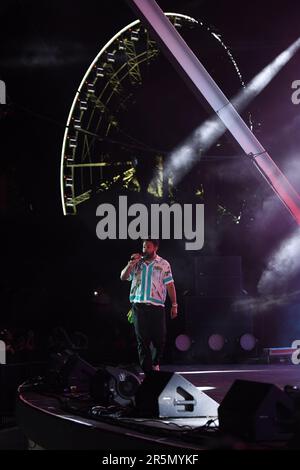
[1,0,300,364]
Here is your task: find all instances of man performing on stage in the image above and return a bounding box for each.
[120,239,178,373]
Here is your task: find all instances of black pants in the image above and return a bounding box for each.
[132,303,166,373]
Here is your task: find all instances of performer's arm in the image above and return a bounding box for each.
[166,282,178,319]
[120,254,141,281]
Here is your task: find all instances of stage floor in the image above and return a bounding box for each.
[151,363,300,404]
[14,363,300,450]
[131,363,300,436]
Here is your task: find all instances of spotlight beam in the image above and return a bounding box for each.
[165,36,300,184]
[232,38,300,110]
[127,0,300,224]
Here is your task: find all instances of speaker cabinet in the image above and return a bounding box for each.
[218,379,295,441]
[90,366,141,407]
[135,371,219,418]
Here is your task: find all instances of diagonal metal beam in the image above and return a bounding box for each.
[127,0,300,224]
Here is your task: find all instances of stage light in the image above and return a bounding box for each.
[69,138,77,148]
[65,177,73,187]
[107,52,116,63]
[65,154,75,163]
[175,334,191,352]
[239,333,257,351]
[208,334,225,352]
[65,197,74,207]
[130,30,139,42]
[118,40,125,51]
[96,66,105,77]
[73,118,81,130]
[174,17,182,28]
[87,82,95,94]
[79,100,87,111]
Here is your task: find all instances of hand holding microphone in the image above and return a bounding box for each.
[130,253,142,260]
[129,253,142,267]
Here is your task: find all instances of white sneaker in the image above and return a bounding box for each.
[152,365,160,371]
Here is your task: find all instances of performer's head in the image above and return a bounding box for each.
[142,239,159,259]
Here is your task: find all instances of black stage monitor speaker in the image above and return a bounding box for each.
[218,379,295,441]
[135,371,219,418]
[90,366,141,407]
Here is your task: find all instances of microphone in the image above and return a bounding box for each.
[130,253,148,262]
[130,253,143,261]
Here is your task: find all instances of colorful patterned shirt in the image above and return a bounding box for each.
[128,255,174,306]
